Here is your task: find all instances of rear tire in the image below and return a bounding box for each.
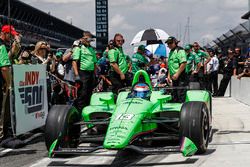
[180,101,209,154]
[45,105,81,151]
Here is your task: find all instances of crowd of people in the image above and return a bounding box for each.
[0,24,250,143]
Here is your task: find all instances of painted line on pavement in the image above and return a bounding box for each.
[0,148,13,157]
[30,158,51,167]
[210,141,250,145]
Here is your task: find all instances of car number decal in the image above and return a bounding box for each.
[116,114,134,120]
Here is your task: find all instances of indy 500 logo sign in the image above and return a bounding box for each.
[18,71,44,114]
[13,65,48,135]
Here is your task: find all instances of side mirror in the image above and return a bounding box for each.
[157,95,172,110]
[99,97,113,110]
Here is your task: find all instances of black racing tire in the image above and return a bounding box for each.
[189,82,200,90]
[45,105,81,151]
[180,101,209,154]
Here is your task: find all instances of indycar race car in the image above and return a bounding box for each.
[45,70,212,157]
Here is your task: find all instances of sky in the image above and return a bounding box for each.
[21,0,249,54]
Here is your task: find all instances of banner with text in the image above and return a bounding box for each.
[13,65,48,135]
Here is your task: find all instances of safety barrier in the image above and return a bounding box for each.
[231,76,250,106]
[218,74,250,106]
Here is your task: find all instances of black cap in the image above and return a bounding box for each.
[165,36,179,44]
[138,45,146,52]
[207,48,215,54]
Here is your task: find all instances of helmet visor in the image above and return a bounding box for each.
[134,90,150,99]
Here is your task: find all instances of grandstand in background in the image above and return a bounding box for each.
[0,0,84,48]
[208,7,250,55]
[209,20,250,55]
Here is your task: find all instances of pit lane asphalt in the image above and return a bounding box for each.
[1,97,250,167]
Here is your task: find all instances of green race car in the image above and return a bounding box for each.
[45,70,212,157]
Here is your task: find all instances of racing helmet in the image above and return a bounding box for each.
[132,83,151,100]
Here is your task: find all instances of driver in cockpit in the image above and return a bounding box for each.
[128,83,151,100]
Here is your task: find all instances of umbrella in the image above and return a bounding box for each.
[131,28,169,45]
[146,44,170,57]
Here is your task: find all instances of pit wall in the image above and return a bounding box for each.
[218,75,250,106]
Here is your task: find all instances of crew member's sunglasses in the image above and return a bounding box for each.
[83,37,95,42]
[116,39,124,43]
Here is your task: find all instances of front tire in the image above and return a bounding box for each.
[180,101,209,154]
[45,105,81,151]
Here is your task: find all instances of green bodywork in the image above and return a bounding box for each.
[104,97,157,149]
[82,92,115,123]
[49,139,58,158]
[180,137,198,156]
[81,70,211,155]
[48,70,211,157]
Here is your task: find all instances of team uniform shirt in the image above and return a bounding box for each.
[108,47,128,74]
[237,55,246,72]
[185,52,197,74]
[72,45,97,71]
[224,57,238,75]
[240,55,250,70]
[63,48,75,82]
[194,50,209,66]
[0,39,11,68]
[126,54,132,65]
[243,58,250,72]
[131,52,149,74]
[168,48,187,76]
[209,56,219,72]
